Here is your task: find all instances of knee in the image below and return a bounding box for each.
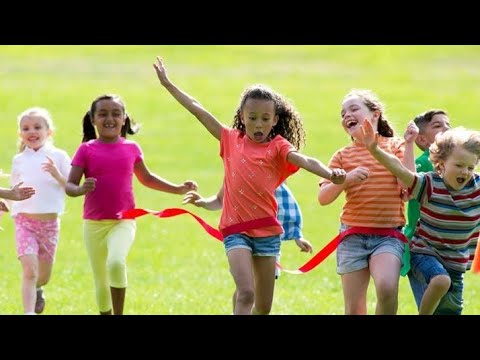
[107,258,126,274]
[236,288,255,307]
[429,275,451,294]
[375,281,398,304]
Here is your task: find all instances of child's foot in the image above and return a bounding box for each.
[35,288,45,314]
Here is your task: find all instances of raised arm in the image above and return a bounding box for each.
[153,56,225,141]
[182,183,224,211]
[360,119,415,188]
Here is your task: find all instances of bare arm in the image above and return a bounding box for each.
[318,166,370,205]
[360,120,415,188]
[287,151,346,184]
[65,165,96,197]
[400,121,419,188]
[153,56,225,141]
[183,184,224,211]
[134,160,197,195]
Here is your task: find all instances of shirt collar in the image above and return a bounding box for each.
[24,142,53,154]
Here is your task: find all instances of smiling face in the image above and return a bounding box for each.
[240,98,278,143]
[91,99,126,143]
[341,95,380,138]
[438,146,478,190]
[19,115,52,151]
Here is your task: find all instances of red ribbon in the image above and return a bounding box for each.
[118,208,408,275]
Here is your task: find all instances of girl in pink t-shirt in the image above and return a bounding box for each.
[66,94,197,315]
[154,56,346,315]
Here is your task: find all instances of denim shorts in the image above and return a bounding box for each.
[223,233,280,257]
[336,224,405,274]
[408,252,464,315]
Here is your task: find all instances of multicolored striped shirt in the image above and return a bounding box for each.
[275,183,303,241]
[410,172,480,272]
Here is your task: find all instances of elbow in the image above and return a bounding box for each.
[317,193,331,206]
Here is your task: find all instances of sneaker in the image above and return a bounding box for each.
[35,288,45,314]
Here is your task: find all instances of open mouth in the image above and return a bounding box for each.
[456,177,466,185]
[345,120,358,129]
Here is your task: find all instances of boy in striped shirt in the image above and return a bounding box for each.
[360,120,480,315]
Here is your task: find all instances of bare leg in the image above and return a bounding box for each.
[19,254,38,314]
[341,268,370,314]
[111,287,126,315]
[419,275,451,315]
[370,253,401,315]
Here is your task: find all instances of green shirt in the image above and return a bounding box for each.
[400,149,433,276]
[404,149,433,240]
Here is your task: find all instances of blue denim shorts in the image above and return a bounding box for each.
[223,233,280,257]
[408,252,464,315]
[336,224,405,274]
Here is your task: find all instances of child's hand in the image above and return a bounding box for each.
[346,166,370,184]
[10,182,35,200]
[330,168,347,184]
[178,181,198,194]
[404,121,419,144]
[358,118,378,152]
[153,56,171,87]
[0,199,9,212]
[81,178,96,193]
[42,156,61,180]
[182,190,203,206]
[295,238,313,253]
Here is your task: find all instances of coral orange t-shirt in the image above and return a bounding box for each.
[219,127,299,237]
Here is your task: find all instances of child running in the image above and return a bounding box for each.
[183,181,313,312]
[318,89,416,315]
[154,56,345,315]
[65,94,197,315]
[9,107,70,315]
[360,120,480,315]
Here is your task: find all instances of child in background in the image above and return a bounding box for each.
[10,107,70,315]
[65,94,197,315]
[183,181,313,312]
[360,120,480,315]
[401,110,451,311]
[154,56,344,315]
[318,89,416,315]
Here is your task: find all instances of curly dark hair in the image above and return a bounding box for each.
[231,84,305,150]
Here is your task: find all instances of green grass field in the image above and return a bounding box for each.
[1,45,479,315]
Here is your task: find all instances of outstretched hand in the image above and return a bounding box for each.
[330,168,347,184]
[153,56,170,87]
[182,190,203,206]
[10,182,35,201]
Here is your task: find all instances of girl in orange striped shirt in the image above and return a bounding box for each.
[318,89,416,315]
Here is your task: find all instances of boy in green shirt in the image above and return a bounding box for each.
[402,109,451,307]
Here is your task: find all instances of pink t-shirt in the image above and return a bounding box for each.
[71,138,143,220]
[220,127,299,237]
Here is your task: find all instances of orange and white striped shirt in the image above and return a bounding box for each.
[321,136,406,228]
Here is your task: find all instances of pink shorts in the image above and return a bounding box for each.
[14,214,60,263]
